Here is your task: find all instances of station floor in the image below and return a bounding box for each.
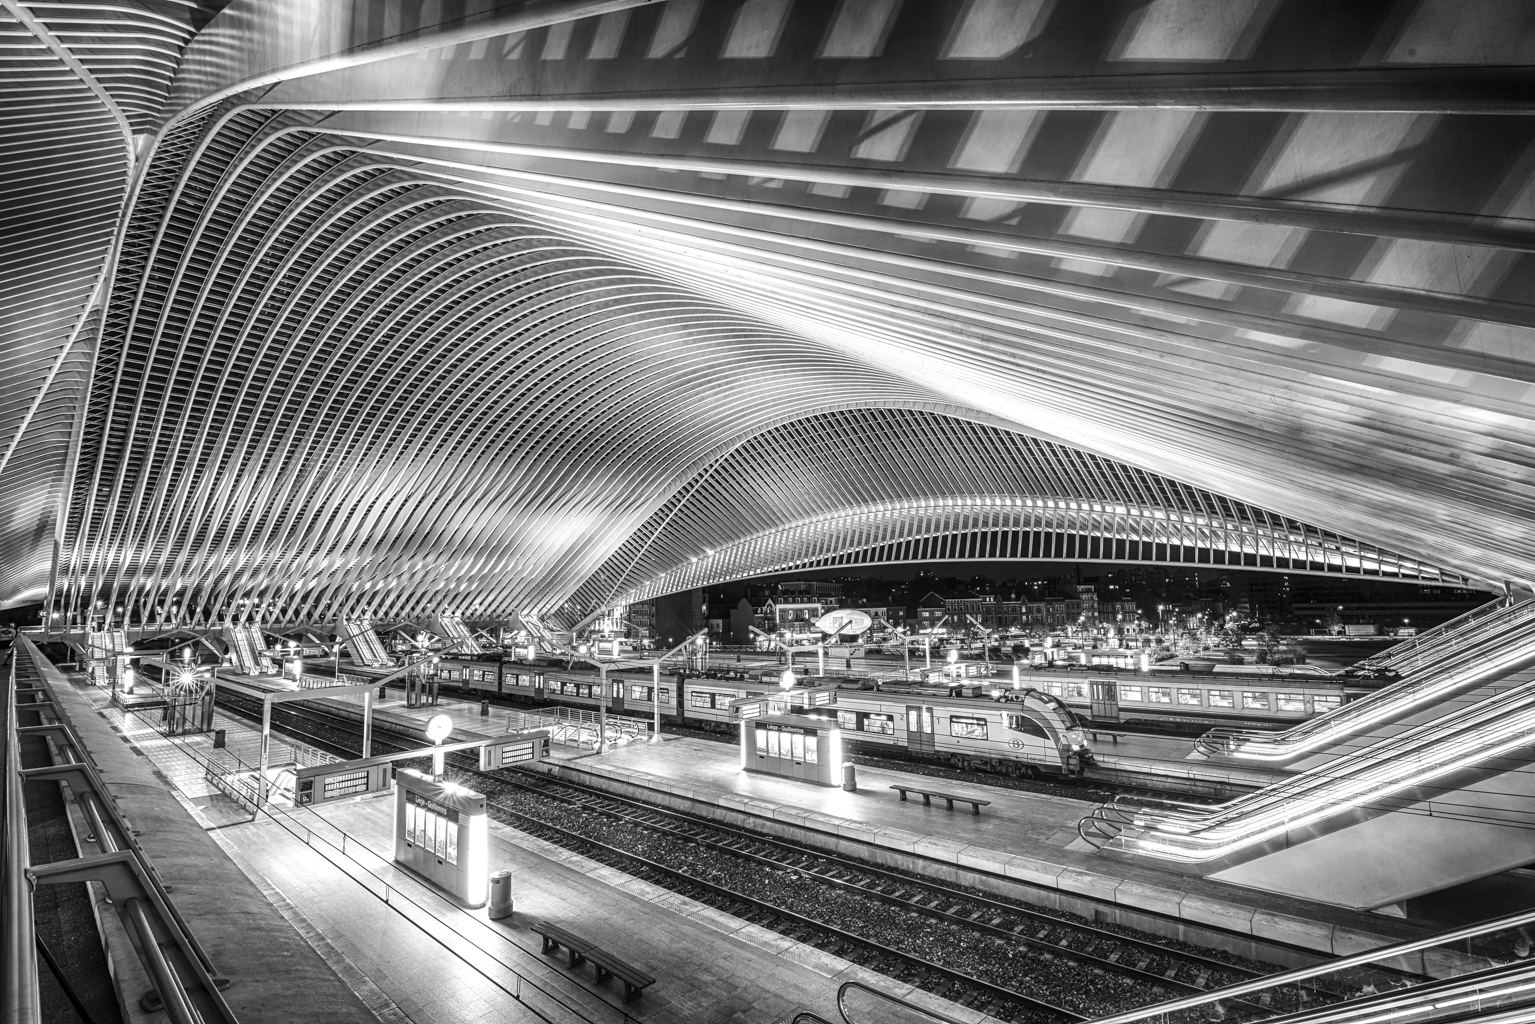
[61,674,1006,1024]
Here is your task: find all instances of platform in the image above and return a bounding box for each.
[542,736,1430,961]
[63,668,1006,1024]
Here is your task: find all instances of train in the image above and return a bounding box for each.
[1002,668,1351,730]
[417,656,1091,777]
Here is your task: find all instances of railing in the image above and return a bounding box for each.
[837,981,975,1024]
[3,647,40,1022]
[1353,596,1514,673]
[1195,601,1535,760]
[508,707,653,750]
[11,637,240,1024]
[163,723,632,1024]
[1102,674,1535,862]
[1084,908,1535,1024]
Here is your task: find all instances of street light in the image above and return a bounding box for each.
[425,713,453,779]
[779,669,795,690]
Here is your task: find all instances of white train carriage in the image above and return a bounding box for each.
[830,689,1091,777]
[1010,670,1349,729]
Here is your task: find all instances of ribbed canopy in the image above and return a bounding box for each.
[3,0,1530,628]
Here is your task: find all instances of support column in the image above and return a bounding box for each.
[597,664,608,754]
[258,697,272,806]
[362,686,373,758]
[652,662,660,742]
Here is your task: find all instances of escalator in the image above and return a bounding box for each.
[1085,670,1535,909]
[1196,600,1535,762]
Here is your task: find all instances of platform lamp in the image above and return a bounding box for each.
[425,713,453,779]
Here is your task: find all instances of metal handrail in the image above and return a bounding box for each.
[13,637,238,1024]
[1085,907,1535,1024]
[1104,677,1535,860]
[836,980,973,1024]
[3,647,40,1023]
[1354,596,1515,671]
[155,722,624,1024]
[1195,604,1535,759]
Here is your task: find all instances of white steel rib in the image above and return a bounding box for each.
[4,0,1533,628]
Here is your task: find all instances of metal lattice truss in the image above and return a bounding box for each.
[565,409,1470,623]
[5,0,1534,630]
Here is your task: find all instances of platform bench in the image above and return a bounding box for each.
[889,784,991,815]
[531,920,596,969]
[587,948,656,1002]
[531,921,654,1001]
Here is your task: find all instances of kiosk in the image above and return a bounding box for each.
[394,769,489,907]
[742,713,842,786]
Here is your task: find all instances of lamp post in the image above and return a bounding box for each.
[426,713,452,779]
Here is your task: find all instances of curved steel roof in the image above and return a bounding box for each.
[4,0,1532,628]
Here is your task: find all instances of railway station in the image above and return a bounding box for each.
[3,2,1535,1024]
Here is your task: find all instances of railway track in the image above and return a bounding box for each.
[214,692,1341,1023]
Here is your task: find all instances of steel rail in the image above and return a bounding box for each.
[219,693,1314,992]
[476,783,1080,1022]
[496,770,1270,998]
[208,690,1068,1020]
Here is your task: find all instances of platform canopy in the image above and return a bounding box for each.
[2,0,1531,629]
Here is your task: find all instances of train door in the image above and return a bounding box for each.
[905,705,935,752]
[534,672,545,699]
[610,676,625,713]
[496,661,504,695]
[1090,680,1118,722]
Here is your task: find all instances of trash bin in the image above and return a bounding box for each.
[480,699,490,717]
[212,729,226,750]
[488,870,514,920]
[842,762,857,792]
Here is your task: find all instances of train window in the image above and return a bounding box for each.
[755,727,767,756]
[1064,681,1087,699]
[950,716,988,740]
[1313,694,1342,712]
[1118,685,1144,702]
[863,714,893,735]
[1177,688,1202,705]
[659,688,671,703]
[1242,691,1270,710]
[629,684,650,701]
[1277,692,1305,712]
[838,710,858,730]
[1044,682,1064,696]
[690,692,713,708]
[1148,687,1172,704]
[1208,689,1234,707]
[1006,714,1048,739]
